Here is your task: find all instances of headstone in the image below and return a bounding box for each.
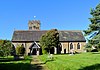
[48,54,53,59]
[70,49,74,55]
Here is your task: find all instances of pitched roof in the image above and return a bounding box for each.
[12,30,86,42]
[12,30,47,42]
[59,30,86,42]
[29,42,40,49]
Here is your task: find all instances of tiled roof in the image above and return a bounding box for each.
[12,30,46,42]
[59,30,86,42]
[12,30,86,42]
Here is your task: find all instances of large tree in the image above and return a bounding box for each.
[84,4,100,48]
[0,40,12,57]
[40,29,59,54]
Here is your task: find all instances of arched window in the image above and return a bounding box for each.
[77,43,80,49]
[70,43,73,49]
[21,44,24,47]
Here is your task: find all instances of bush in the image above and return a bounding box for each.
[42,49,48,54]
[0,50,4,57]
[86,48,92,52]
[20,46,25,55]
[16,44,25,55]
[0,40,12,57]
[97,48,100,51]
[11,45,16,56]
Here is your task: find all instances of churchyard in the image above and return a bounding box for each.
[39,52,100,70]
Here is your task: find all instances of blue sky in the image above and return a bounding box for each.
[0,0,99,40]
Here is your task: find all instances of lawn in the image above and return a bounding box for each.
[0,56,32,70]
[39,52,100,70]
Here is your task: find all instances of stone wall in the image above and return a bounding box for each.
[12,41,86,55]
[12,42,33,55]
[61,42,86,53]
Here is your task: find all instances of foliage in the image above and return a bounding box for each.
[10,44,16,56]
[39,53,100,70]
[40,29,59,54]
[84,4,100,49]
[0,40,12,57]
[85,48,92,52]
[85,43,92,48]
[16,44,25,55]
[16,45,20,55]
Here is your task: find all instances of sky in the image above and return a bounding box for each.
[0,0,100,40]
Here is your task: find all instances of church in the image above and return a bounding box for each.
[12,20,86,55]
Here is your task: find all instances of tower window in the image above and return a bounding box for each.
[33,26,36,29]
[29,27,32,30]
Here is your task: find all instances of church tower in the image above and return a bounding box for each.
[28,20,40,30]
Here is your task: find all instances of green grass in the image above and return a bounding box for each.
[39,52,100,70]
[0,56,32,70]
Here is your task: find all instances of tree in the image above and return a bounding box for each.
[0,40,12,57]
[10,44,16,56]
[40,29,59,54]
[84,4,100,49]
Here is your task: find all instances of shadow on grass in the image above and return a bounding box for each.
[0,63,30,70]
[0,56,32,70]
[92,52,100,54]
[79,64,100,70]
[44,59,54,64]
[31,63,43,70]
[0,58,24,62]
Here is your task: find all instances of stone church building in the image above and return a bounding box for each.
[12,20,86,55]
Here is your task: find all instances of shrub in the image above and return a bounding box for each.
[0,40,12,57]
[86,48,92,52]
[16,44,25,55]
[0,50,4,57]
[10,45,16,56]
[16,45,21,55]
[42,48,48,54]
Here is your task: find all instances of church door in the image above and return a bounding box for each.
[32,49,37,55]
